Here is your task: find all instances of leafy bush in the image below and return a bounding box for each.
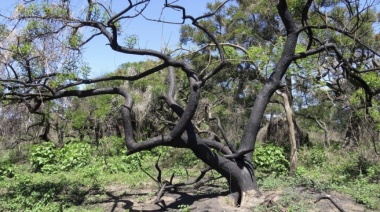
[299,147,327,168]
[1,175,96,211]
[2,176,64,211]
[0,161,15,180]
[102,156,129,173]
[351,179,378,209]
[366,164,380,182]
[59,142,91,171]
[29,142,58,173]
[29,141,91,173]
[340,154,380,183]
[98,136,125,156]
[99,150,155,174]
[121,152,148,172]
[253,144,289,175]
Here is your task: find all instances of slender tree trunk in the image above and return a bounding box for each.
[277,90,297,175]
[325,130,329,147]
[314,119,330,147]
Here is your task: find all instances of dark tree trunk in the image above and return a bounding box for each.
[239,0,299,162]
[174,135,262,206]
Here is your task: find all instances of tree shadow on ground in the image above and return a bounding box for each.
[90,186,231,212]
[162,190,230,210]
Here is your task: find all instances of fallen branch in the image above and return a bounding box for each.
[154,181,167,207]
[314,195,346,212]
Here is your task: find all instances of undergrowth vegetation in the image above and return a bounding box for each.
[1,138,379,211]
[256,142,380,210]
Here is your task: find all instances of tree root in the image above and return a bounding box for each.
[314,194,346,212]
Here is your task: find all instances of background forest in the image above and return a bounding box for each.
[0,0,380,211]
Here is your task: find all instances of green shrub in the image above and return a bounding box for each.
[0,161,15,180]
[2,176,64,211]
[333,178,380,209]
[98,136,125,156]
[366,164,380,182]
[29,141,91,173]
[1,175,94,211]
[299,147,326,168]
[102,156,128,173]
[295,165,308,177]
[336,154,378,181]
[253,144,289,175]
[102,147,199,175]
[59,142,91,171]
[121,152,147,171]
[29,142,58,173]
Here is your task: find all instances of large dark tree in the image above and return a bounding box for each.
[0,0,379,206]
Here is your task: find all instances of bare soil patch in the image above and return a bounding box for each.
[83,184,371,212]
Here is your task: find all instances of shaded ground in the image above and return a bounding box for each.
[82,184,370,212]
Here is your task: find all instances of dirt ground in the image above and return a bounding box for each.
[84,184,371,212]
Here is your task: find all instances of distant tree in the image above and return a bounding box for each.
[0,0,379,206]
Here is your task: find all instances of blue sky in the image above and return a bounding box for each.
[82,0,211,77]
[0,0,212,77]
